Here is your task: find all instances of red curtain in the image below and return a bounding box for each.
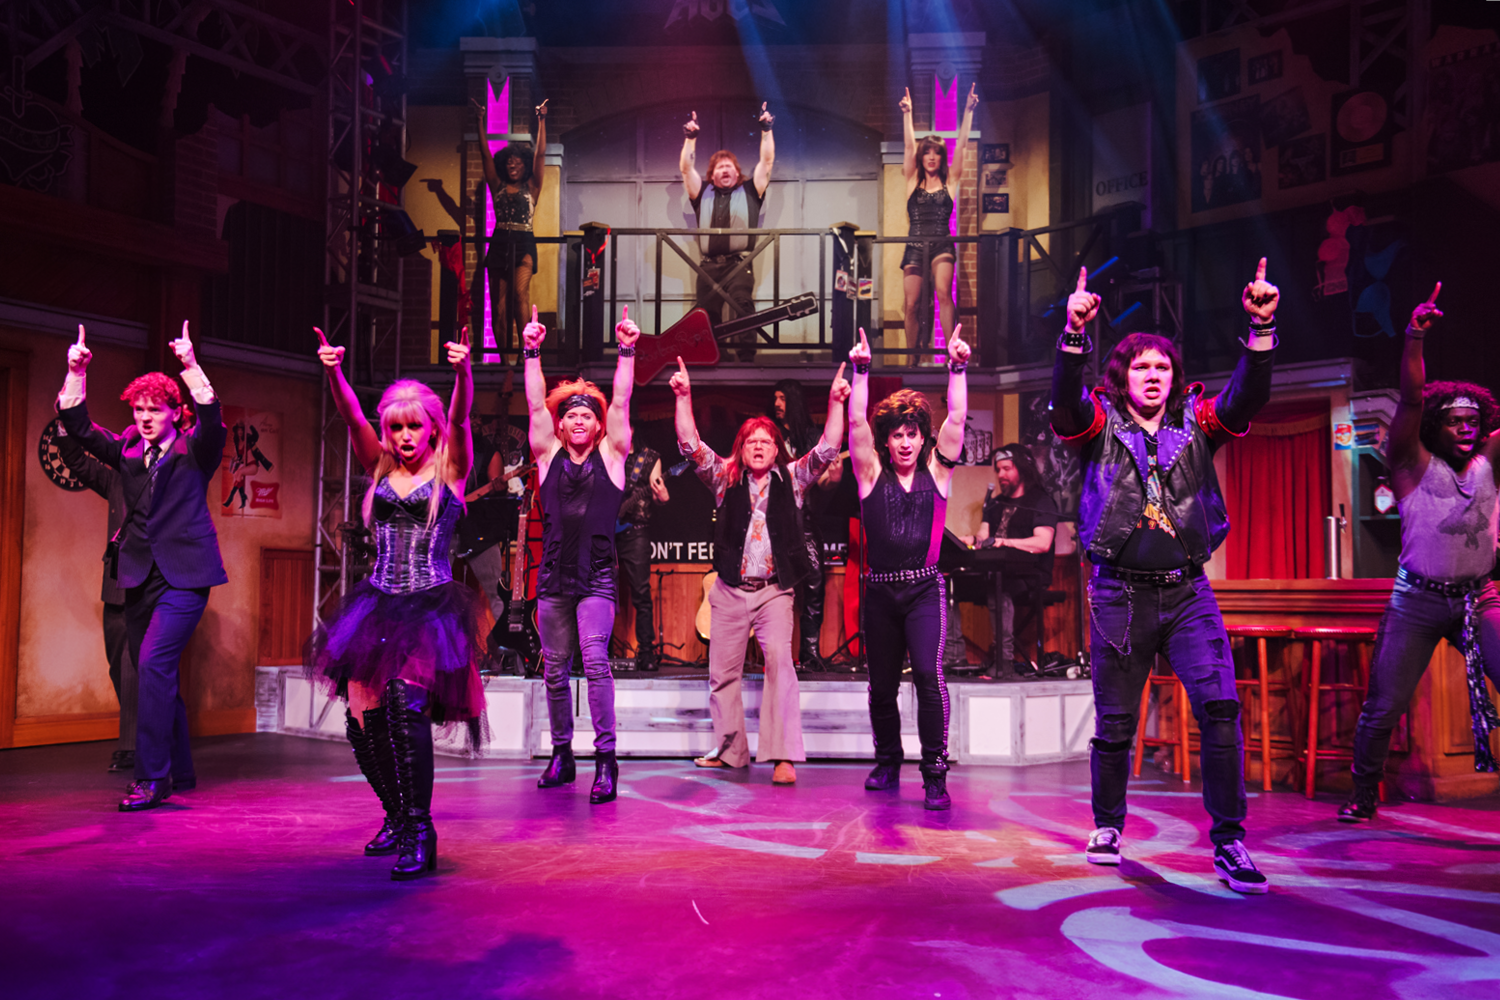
[1222,400,1332,580]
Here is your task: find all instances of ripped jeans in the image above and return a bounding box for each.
[1087,570,1247,845]
[537,593,617,753]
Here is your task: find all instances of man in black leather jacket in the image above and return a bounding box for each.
[1049,260,1279,893]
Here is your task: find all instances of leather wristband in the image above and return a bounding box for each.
[683,126,697,139]
[616,346,635,357]
[948,362,968,375]
[760,116,775,132]
[523,347,541,359]
[1405,324,1425,340]
[853,361,871,375]
[1059,330,1092,352]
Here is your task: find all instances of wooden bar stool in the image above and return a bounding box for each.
[1225,625,1296,791]
[1133,659,1192,784]
[1294,625,1376,799]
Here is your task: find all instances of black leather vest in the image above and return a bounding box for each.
[713,467,814,590]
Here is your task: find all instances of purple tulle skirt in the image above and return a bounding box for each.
[304,579,486,726]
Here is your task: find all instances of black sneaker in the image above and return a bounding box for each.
[1214,840,1269,894]
[864,761,900,791]
[920,764,951,811]
[1086,826,1122,865]
[1337,784,1378,823]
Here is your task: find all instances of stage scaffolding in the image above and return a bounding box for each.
[314,0,408,636]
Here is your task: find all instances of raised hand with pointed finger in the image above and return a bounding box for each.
[615,305,641,350]
[849,328,873,370]
[1410,282,1443,335]
[171,320,198,369]
[965,82,979,112]
[898,88,912,114]
[522,305,546,353]
[535,99,548,120]
[669,356,692,398]
[1242,257,1279,324]
[758,102,774,130]
[947,324,971,367]
[314,327,345,370]
[828,362,851,405]
[683,111,700,138]
[445,325,471,369]
[68,324,92,374]
[1066,267,1101,333]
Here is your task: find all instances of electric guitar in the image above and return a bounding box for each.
[487,476,543,674]
[633,292,819,385]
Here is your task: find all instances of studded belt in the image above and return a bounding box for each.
[1396,567,1490,597]
[1095,563,1203,587]
[866,564,943,585]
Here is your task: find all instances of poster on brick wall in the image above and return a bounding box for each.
[219,407,282,519]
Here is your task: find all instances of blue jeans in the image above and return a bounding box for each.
[1353,579,1500,788]
[1087,571,1247,845]
[537,593,616,753]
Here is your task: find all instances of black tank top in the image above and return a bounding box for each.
[906,185,954,238]
[860,467,947,572]
[537,450,623,597]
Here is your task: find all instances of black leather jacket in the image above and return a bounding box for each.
[1049,340,1274,566]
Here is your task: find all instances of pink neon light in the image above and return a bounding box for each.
[930,74,959,362]
[480,77,511,363]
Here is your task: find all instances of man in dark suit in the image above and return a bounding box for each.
[57,322,228,811]
[52,419,137,773]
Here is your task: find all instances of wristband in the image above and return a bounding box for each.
[853,361,871,375]
[1405,324,1425,340]
[948,361,968,375]
[759,116,775,132]
[616,346,635,357]
[523,347,541,359]
[683,125,697,139]
[1248,318,1276,331]
[1059,330,1092,352]
[1239,331,1279,350]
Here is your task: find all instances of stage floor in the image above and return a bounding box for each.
[5,734,1500,999]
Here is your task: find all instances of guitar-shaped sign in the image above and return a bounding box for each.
[632,292,818,385]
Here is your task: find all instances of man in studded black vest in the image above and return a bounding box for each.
[671,359,849,784]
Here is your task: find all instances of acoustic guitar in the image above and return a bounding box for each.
[694,571,754,645]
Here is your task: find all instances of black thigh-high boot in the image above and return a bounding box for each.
[385,680,437,881]
[345,709,401,855]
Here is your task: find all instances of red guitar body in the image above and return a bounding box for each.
[632,309,720,386]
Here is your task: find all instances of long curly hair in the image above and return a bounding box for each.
[1421,380,1500,462]
[121,372,192,430]
[493,143,533,186]
[769,379,813,456]
[545,379,608,446]
[723,416,785,487]
[362,379,461,528]
[1102,332,1189,421]
[872,389,935,470]
[915,135,949,184]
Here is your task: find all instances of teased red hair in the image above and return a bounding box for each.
[545,378,608,445]
[723,416,785,486]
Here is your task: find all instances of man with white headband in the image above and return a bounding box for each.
[1339,283,1500,821]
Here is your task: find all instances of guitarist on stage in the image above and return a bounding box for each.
[671,358,850,785]
[681,102,775,363]
[617,447,670,672]
[524,306,640,805]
